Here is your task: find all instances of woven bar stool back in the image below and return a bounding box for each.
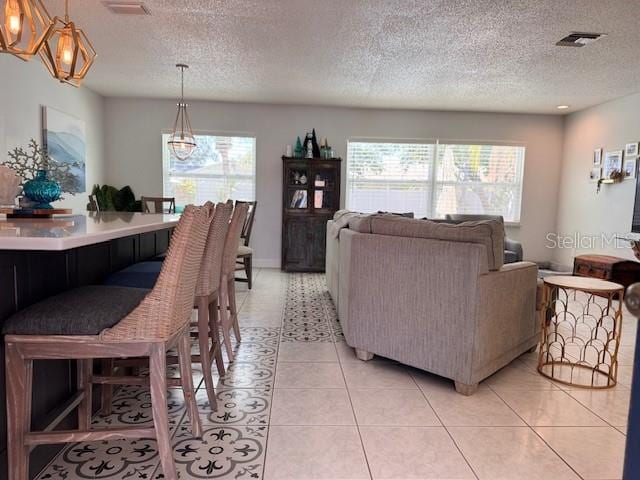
[101,204,213,342]
[196,201,233,297]
[218,202,249,360]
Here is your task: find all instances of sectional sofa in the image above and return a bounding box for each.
[326,211,539,395]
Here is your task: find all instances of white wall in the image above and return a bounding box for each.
[555,92,640,268]
[0,55,105,212]
[105,98,565,266]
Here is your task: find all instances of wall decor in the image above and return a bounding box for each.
[624,157,637,180]
[603,150,624,179]
[590,167,602,182]
[4,138,79,197]
[42,106,86,193]
[593,148,602,166]
[625,142,639,157]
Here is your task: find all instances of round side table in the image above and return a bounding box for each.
[538,275,624,389]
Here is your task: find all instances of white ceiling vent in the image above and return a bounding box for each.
[556,32,606,47]
[102,1,150,15]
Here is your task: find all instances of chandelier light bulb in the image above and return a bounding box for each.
[4,0,20,34]
[57,28,73,66]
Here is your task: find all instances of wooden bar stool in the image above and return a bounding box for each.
[3,204,212,480]
[100,202,233,412]
[190,201,232,407]
[219,202,249,361]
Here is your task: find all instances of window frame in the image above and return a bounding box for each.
[161,130,257,207]
[346,138,526,226]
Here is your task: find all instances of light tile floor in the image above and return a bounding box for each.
[36,269,634,480]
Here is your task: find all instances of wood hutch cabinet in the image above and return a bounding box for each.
[281,156,342,272]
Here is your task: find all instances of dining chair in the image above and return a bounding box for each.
[235,200,257,289]
[141,196,176,214]
[219,202,249,361]
[3,204,211,480]
[87,194,100,212]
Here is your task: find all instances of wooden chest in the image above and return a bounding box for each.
[573,254,640,288]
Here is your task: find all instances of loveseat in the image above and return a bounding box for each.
[326,212,539,395]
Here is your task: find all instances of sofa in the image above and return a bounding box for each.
[326,212,539,395]
[444,214,523,263]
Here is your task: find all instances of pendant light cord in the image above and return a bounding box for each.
[65,0,70,22]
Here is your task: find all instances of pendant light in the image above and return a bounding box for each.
[168,63,197,160]
[0,0,53,60]
[39,0,96,87]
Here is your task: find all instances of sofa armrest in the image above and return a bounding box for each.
[504,237,523,262]
[471,261,539,382]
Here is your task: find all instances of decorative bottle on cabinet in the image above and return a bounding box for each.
[281,155,342,272]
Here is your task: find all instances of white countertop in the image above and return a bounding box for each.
[0,212,180,251]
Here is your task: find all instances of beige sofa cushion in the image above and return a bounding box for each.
[351,215,504,271]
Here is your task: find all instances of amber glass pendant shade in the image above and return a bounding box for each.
[0,0,53,60]
[168,64,197,160]
[38,0,96,87]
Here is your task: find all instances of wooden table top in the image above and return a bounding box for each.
[544,275,624,293]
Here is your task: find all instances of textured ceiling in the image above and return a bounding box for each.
[40,0,640,113]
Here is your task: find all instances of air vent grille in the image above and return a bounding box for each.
[102,1,150,15]
[556,32,605,47]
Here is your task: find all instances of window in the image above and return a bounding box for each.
[346,140,525,222]
[162,133,256,209]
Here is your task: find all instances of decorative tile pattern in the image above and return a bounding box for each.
[197,389,272,426]
[169,425,267,479]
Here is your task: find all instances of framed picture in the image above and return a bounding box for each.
[593,148,602,166]
[603,150,624,179]
[626,142,639,157]
[589,167,602,182]
[42,106,87,194]
[623,157,637,180]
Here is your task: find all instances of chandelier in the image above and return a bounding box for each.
[0,0,53,60]
[167,63,197,161]
[38,0,96,86]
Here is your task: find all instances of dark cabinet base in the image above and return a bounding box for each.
[0,227,172,479]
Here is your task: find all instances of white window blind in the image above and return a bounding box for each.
[162,134,256,210]
[346,141,525,222]
[346,141,436,218]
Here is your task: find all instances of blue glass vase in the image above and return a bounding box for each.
[23,169,62,209]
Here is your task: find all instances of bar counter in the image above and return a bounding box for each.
[0,212,178,478]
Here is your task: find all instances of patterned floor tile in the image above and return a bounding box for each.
[160,425,267,479]
[216,362,275,389]
[196,388,272,426]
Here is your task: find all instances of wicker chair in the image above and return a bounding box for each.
[219,202,249,361]
[192,201,233,406]
[3,204,212,480]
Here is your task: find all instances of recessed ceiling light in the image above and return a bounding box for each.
[557,105,570,110]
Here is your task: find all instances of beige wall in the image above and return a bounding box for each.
[554,92,640,268]
[104,98,565,266]
[0,55,105,212]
